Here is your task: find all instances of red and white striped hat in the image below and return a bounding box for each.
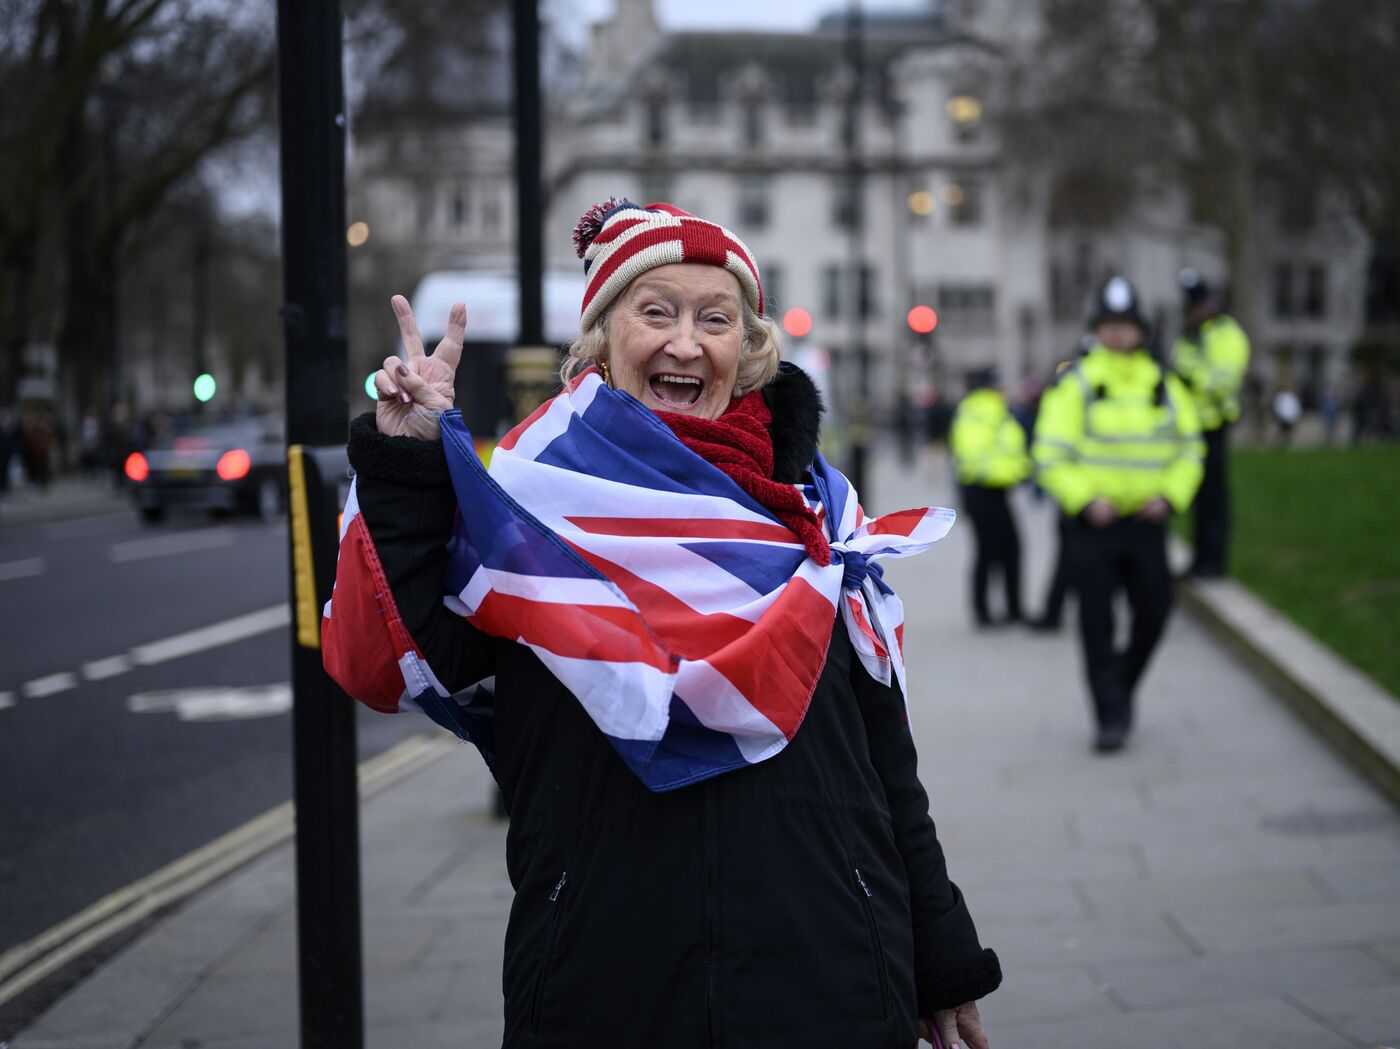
[573,198,763,332]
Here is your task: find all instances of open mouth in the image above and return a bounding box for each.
[648,373,705,408]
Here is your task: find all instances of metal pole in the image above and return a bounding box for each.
[275,2,361,1046]
[844,0,869,497]
[514,0,544,348]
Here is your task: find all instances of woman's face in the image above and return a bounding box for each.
[605,263,745,420]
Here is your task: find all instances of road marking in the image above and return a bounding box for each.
[22,672,78,699]
[0,692,14,710]
[129,605,289,666]
[129,684,292,721]
[82,655,133,681]
[0,733,453,1008]
[108,526,238,564]
[0,556,44,582]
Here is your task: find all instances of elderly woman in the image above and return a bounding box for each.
[324,200,1000,1049]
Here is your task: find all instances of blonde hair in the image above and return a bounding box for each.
[560,299,783,396]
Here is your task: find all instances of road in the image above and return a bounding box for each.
[0,507,422,956]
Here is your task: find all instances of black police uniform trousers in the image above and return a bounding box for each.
[1190,424,1230,575]
[961,483,1022,624]
[1066,516,1172,730]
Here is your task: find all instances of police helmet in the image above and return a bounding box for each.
[1178,267,1212,309]
[1088,275,1148,330]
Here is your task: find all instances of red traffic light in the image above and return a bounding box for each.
[907,305,938,334]
[782,307,813,338]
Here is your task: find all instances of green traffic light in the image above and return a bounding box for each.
[193,373,216,402]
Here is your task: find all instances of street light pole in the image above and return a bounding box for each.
[844,0,870,498]
[275,2,361,1047]
[514,0,544,349]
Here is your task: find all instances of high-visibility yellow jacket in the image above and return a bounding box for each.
[1032,345,1205,516]
[1171,313,1251,430]
[950,387,1031,488]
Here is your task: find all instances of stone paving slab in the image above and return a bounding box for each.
[12,452,1400,1048]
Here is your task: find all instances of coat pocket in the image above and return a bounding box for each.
[851,861,892,1018]
[527,869,569,1036]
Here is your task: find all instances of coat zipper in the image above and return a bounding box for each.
[529,870,568,1034]
[854,866,892,1016]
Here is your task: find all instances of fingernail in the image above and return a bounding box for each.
[400,393,410,404]
[386,385,397,396]
[396,364,408,377]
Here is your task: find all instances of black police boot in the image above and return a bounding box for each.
[1093,720,1130,753]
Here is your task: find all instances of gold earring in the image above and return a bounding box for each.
[599,359,611,385]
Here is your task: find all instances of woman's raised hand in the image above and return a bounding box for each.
[373,295,466,442]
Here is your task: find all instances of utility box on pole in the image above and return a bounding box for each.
[275,2,362,1046]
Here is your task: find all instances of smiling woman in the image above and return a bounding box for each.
[329,198,1001,1049]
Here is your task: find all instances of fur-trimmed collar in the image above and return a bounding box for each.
[763,362,825,484]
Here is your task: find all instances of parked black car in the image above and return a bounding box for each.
[125,418,285,523]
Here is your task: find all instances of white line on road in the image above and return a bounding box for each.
[0,556,45,582]
[0,692,14,710]
[0,733,452,1008]
[82,655,133,681]
[108,526,238,564]
[128,605,290,667]
[22,672,78,699]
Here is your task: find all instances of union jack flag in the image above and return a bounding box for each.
[323,368,954,791]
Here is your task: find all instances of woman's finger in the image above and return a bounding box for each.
[432,302,466,372]
[371,370,399,401]
[380,355,415,403]
[391,294,425,360]
[936,1012,960,1049]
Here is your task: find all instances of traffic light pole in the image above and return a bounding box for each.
[514,0,544,349]
[275,3,361,1047]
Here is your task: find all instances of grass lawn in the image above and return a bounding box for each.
[1220,446,1400,698]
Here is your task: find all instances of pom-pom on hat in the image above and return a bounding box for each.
[573,197,763,332]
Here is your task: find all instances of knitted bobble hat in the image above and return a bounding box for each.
[572,197,764,332]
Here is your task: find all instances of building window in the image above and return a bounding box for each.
[742,103,765,149]
[451,185,469,228]
[935,283,996,330]
[946,93,983,143]
[738,176,769,228]
[481,186,501,235]
[644,97,667,147]
[1273,263,1295,317]
[1304,264,1327,318]
[943,179,982,226]
[859,263,877,319]
[823,264,843,318]
[639,171,672,205]
[762,262,782,314]
[832,179,860,229]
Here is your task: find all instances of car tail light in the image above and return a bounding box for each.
[124,452,149,482]
[216,449,252,481]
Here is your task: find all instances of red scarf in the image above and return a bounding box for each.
[657,391,831,566]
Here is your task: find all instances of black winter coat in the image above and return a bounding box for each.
[344,366,1000,1048]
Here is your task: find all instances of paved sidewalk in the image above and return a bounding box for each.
[11,450,1400,1048]
[0,475,130,527]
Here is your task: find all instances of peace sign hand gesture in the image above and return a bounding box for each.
[373,294,466,442]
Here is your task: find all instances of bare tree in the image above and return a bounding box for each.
[0,0,275,407]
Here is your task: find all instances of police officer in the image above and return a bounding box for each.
[1172,269,1250,577]
[950,366,1031,627]
[1033,277,1204,752]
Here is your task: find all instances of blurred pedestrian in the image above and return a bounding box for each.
[79,411,103,478]
[1171,269,1250,579]
[949,365,1030,626]
[18,404,56,490]
[1273,385,1301,445]
[1320,387,1340,445]
[0,405,15,494]
[1033,276,1204,752]
[324,198,1001,1048]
